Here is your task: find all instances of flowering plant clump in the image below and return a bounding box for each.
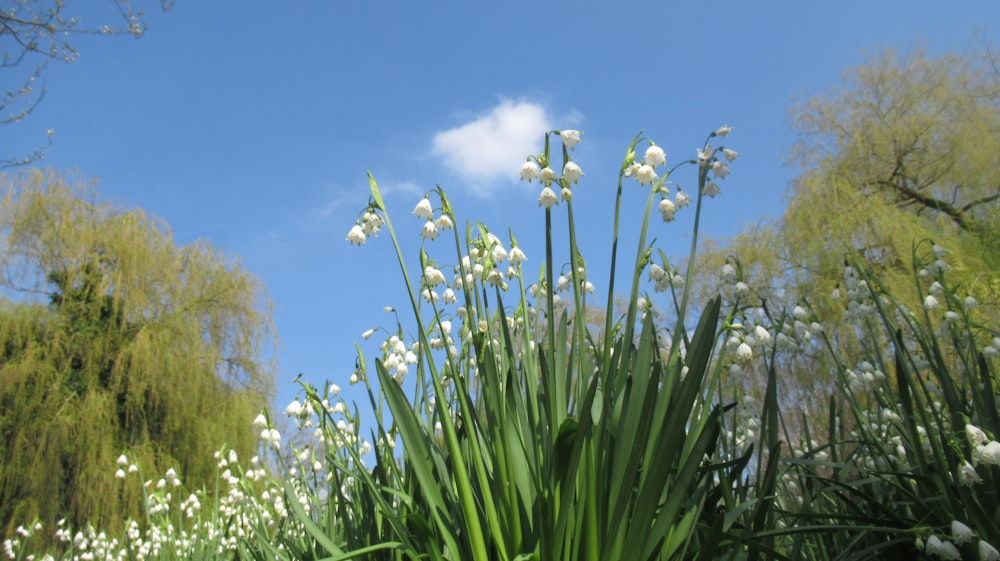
[8,126,1000,561]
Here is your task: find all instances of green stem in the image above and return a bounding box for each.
[368,174,491,561]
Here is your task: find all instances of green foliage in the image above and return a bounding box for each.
[778,244,1000,559]
[0,170,275,543]
[271,128,748,560]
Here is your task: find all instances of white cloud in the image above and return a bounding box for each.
[432,100,552,189]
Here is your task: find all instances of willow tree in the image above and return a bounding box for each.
[785,47,1000,310]
[0,170,275,538]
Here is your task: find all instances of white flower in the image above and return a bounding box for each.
[958,460,982,486]
[735,342,753,363]
[362,211,384,236]
[284,400,303,417]
[423,266,446,287]
[520,161,540,182]
[117,454,128,467]
[561,187,573,202]
[644,145,666,167]
[421,221,439,240]
[980,540,1000,561]
[562,161,584,184]
[538,187,559,209]
[659,198,677,222]
[509,246,527,265]
[436,214,454,231]
[712,161,730,179]
[714,125,733,137]
[697,145,715,162]
[721,264,738,283]
[412,197,433,219]
[951,520,974,545]
[252,413,268,428]
[925,535,961,560]
[722,148,739,162]
[968,424,990,446]
[115,469,126,479]
[539,166,557,185]
[346,224,366,245]
[361,328,376,340]
[735,281,750,297]
[975,440,1000,465]
[703,181,721,198]
[559,129,582,149]
[329,383,341,396]
[636,164,658,185]
[755,325,772,345]
[675,191,691,208]
[964,296,978,309]
[923,295,939,310]
[442,288,457,304]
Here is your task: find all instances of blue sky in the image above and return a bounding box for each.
[4,1,997,417]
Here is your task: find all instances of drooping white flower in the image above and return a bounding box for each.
[435,214,454,231]
[559,129,582,149]
[714,125,733,137]
[925,535,961,560]
[492,244,508,263]
[520,161,540,182]
[284,400,304,417]
[636,164,658,185]
[980,540,1000,561]
[252,413,268,429]
[562,161,584,184]
[958,460,982,486]
[423,266,446,287]
[539,167,557,185]
[722,148,739,162]
[712,161,731,179]
[346,224,367,246]
[538,187,559,209]
[412,197,433,219]
[509,246,527,265]
[675,191,691,208]
[561,187,573,202]
[117,454,128,467]
[924,295,940,310]
[755,325,773,345]
[645,145,666,167]
[735,342,753,363]
[964,296,978,309]
[735,281,750,298]
[361,328,376,340]
[697,145,715,162]
[115,469,126,479]
[659,198,677,222]
[442,288,457,304]
[975,440,1000,465]
[951,520,975,545]
[703,181,721,198]
[362,211,384,236]
[421,221,439,240]
[721,264,738,284]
